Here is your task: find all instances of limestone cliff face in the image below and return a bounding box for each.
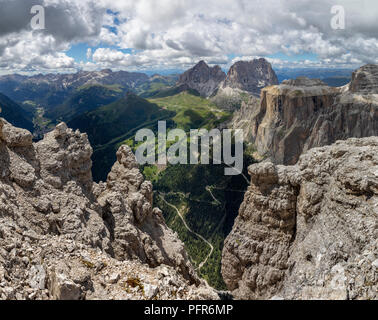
[240,67,378,165]
[230,96,261,140]
[222,137,378,300]
[0,119,218,300]
[177,60,226,97]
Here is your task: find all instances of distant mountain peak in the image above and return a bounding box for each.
[178,61,226,97]
[222,58,278,96]
[100,68,113,74]
[177,58,279,98]
[196,60,207,66]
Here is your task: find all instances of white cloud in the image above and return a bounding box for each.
[93,48,129,63]
[1,0,378,74]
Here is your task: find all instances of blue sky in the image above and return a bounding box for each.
[268,52,318,62]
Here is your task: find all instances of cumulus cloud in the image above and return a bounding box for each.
[1,0,378,74]
[0,0,106,73]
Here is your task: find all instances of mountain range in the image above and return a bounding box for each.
[0,69,148,109]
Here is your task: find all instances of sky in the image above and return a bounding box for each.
[0,0,377,75]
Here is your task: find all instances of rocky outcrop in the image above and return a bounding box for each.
[96,145,198,282]
[239,65,378,165]
[0,119,218,300]
[222,137,378,300]
[177,61,226,97]
[221,58,279,96]
[349,64,378,94]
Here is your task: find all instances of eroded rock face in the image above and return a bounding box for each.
[222,58,279,96]
[242,65,378,165]
[97,145,198,283]
[349,64,378,94]
[222,137,378,300]
[178,60,226,97]
[0,119,217,300]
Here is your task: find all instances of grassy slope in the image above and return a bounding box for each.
[135,77,177,98]
[149,91,231,131]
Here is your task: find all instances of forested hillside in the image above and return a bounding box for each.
[0,92,34,132]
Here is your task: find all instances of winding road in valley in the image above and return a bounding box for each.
[159,194,214,271]
[205,186,221,205]
[159,181,247,271]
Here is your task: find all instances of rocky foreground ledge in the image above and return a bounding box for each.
[222,136,378,300]
[0,119,218,300]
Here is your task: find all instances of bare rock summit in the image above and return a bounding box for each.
[177,60,226,97]
[222,58,279,96]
